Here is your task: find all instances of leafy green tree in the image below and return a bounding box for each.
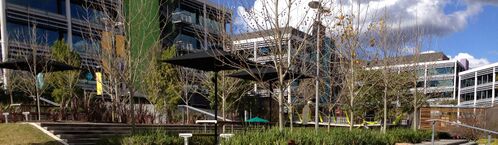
[143,46,181,123]
[46,40,82,120]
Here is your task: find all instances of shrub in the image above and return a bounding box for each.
[99,128,436,145]
[223,128,434,145]
[98,130,213,145]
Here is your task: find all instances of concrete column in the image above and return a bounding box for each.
[0,0,9,88]
[492,67,496,106]
[65,0,72,49]
[424,64,428,94]
[458,76,462,106]
[474,72,478,106]
[453,61,458,99]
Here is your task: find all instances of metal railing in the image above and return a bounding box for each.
[428,119,498,145]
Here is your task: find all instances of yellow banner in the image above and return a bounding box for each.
[96,72,103,95]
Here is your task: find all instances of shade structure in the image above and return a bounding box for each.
[162,49,255,72]
[162,49,255,144]
[0,56,81,121]
[227,67,311,82]
[246,116,269,123]
[227,67,311,123]
[0,57,81,74]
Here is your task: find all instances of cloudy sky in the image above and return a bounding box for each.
[212,0,498,68]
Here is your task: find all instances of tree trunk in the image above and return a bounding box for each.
[413,80,418,131]
[383,86,388,133]
[278,86,284,132]
[186,102,189,124]
[130,89,136,134]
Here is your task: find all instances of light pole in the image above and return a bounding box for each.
[308,0,330,132]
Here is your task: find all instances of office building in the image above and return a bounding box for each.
[458,62,498,107]
[369,52,468,105]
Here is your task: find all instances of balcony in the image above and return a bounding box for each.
[175,41,198,53]
[172,12,194,24]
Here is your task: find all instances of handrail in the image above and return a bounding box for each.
[427,119,498,135]
[427,119,497,145]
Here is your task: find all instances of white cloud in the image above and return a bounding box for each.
[451,52,490,68]
[236,0,493,38]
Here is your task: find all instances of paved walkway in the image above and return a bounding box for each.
[411,139,473,145]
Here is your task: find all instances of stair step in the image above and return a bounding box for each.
[51,130,131,134]
[60,133,127,139]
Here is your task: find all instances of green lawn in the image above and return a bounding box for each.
[0,123,62,145]
[478,138,498,145]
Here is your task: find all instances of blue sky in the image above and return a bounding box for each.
[433,5,498,64]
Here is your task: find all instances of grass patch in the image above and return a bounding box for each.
[478,138,498,145]
[0,123,61,145]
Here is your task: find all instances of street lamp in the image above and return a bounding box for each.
[308,0,330,133]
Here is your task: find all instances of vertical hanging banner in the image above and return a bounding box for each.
[96,72,103,95]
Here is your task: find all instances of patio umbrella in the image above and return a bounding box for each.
[246,116,269,123]
[163,49,255,144]
[0,57,81,120]
[227,67,311,122]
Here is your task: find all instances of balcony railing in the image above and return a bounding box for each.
[172,12,194,24]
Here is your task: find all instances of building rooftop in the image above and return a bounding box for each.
[368,52,451,66]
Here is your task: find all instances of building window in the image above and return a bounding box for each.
[69,2,104,24]
[428,79,454,87]
[174,34,199,51]
[477,73,493,85]
[428,92,453,98]
[416,81,424,88]
[428,67,454,76]
[72,34,100,53]
[172,9,196,24]
[461,78,475,88]
[7,0,65,14]
[258,47,271,56]
[416,69,425,77]
[476,90,492,100]
[7,22,62,45]
[461,93,474,102]
[495,72,498,82]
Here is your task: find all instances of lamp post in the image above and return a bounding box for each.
[308,0,330,132]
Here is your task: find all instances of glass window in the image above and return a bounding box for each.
[7,0,64,14]
[258,47,271,56]
[496,72,498,82]
[428,67,454,75]
[175,34,199,50]
[70,2,104,24]
[72,34,100,53]
[428,79,454,87]
[461,93,474,102]
[416,81,424,88]
[476,90,492,100]
[416,69,425,77]
[7,22,62,45]
[461,78,475,88]
[477,74,493,85]
[173,9,196,24]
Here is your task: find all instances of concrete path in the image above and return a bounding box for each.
[411,139,472,145]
